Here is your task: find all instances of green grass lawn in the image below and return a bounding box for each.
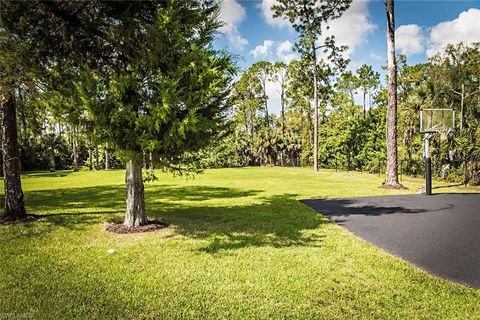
[1,167,479,319]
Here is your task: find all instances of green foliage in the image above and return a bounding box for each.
[356,64,380,113]
[272,0,352,37]
[317,102,386,172]
[248,61,272,126]
[83,145,123,171]
[194,132,249,168]
[254,127,281,166]
[336,71,358,105]
[78,1,235,172]
[395,43,480,182]
[1,0,479,185]
[1,0,236,176]
[211,42,480,186]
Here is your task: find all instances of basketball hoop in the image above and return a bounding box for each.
[419,108,455,195]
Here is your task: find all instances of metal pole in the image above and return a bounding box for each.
[424,134,432,195]
[425,158,432,195]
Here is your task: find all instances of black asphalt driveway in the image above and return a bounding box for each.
[301,194,480,289]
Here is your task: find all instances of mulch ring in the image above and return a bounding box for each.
[379,183,408,190]
[104,220,168,234]
[0,214,39,226]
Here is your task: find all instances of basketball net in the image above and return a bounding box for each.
[439,129,452,140]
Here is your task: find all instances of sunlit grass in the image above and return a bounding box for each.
[1,167,478,319]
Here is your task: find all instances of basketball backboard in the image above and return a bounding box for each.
[420,108,455,134]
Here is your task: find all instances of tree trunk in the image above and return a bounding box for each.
[95,144,99,170]
[280,88,285,167]
[149,152,154,170]
[281,88,285,137]
[49,144,56,172]
[312,38,319,173]
[363,91,366,118]
[306,99,313,144]
[244,112,248,133]
[124,158,147,227]
[105,144,110,170]
[383,0,402,188]
[1,92,26,220]
[264,99,269,127]
[263,79,269,127]
[248,110,254,139]
[460,84,465,130]
[72,127,79,172]
[88,147,93,170]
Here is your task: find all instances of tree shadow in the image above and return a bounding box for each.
[5,185,329,253]
[153,194,329,253]
[23,184,261,214]
[22,170,76,179]
[300,197,454,218]
[300,198,427,217]
[432,183,465,189]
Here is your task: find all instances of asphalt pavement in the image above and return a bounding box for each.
[301,193,480,288]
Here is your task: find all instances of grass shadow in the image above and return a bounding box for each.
[153,193,329,253]
[10,185,330,252]
[432,183,465,189]
[21,170,76,179]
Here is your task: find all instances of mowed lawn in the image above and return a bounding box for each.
[1,167,479,319]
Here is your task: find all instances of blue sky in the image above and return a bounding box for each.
[214,0,480,113]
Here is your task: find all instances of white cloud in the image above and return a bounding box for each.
[369,53,384,61]
[219,0,248,49]
[346,61,361,73]
[427,8,480,57]
[319,0,376,56]
[249,40,298,62]
[250,40,274,59]
[396,24,424,55]
[266,80,282,115]
[260,0,291,29]
[276,40,296,63]
[226,32,249,50]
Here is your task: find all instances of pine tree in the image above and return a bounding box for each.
[75,1,235,227]
[273,0,352,172]
[382,0,404,188]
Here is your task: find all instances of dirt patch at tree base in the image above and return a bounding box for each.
[0,214,39,226]
[104,220,168,234]
[379,183,408,190]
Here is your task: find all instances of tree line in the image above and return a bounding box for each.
[202,42,480,187]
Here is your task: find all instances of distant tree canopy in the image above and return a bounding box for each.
[205,42,480,185]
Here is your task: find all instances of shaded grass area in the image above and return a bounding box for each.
[0,167,479,319]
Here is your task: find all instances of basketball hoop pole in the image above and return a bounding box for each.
[423,133,432,195]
